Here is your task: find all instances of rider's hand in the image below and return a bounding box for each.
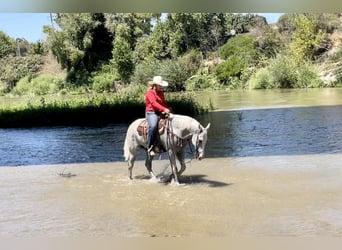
[164,108,171,114]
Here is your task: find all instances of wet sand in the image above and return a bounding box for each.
[1,154,342,237]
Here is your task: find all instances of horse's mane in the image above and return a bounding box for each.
[169,114,202,137]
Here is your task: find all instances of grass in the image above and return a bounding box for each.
[0,92,208,128]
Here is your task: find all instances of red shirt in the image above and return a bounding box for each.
[145,88,168,112]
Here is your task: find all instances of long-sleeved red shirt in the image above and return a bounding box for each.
[145,88,168,113]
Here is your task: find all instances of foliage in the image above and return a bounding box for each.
[30,40,48,55]
[214,34,260,87]
[248,67,274,89]
[105,13,154,50]
[248,55,323,89]
[0,55,43,91]
[12,74,65,95]
[91,63,119,93]
[159,59,189,91]
[289,14,324,62]
[131,58,192,91]
[185,68,222,91]
[220,34,259,62]
[214,55,247,85]
[0,91,206,127]
[112,35,134,83]
[179,49,203,76]
[44,13,113,85]
[0,31,16,58]
[134,19,180,61]
[0,12,339,103]
[131,59,161,85]
[250,25,283,58]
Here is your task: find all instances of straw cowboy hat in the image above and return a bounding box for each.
[148,76,168,87]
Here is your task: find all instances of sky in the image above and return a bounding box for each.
[0,13,283,43]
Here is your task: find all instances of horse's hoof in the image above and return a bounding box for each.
[170,179,185,186]
[149,176,160,183]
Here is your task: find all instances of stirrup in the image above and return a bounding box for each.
[148,146,156,157]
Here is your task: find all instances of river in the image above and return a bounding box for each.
[1,88,342,166]
[1,88,342,237]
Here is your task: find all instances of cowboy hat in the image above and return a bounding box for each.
[149,76,168,87]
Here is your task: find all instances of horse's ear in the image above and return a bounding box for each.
[205,123,211,130]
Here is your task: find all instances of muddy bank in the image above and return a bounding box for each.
[1,155,342,237]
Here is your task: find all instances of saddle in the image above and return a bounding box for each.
[137,118,168,136]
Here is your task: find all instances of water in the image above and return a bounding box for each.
[0,125,127,166]
[2,88,342,166]
[197,88,342,157]
[2,88,342,237]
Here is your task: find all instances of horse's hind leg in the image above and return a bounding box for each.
[127,154,136,180]
[176,151,186,177]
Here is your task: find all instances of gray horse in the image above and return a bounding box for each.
[123,114,210,184]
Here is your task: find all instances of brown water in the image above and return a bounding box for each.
[2,88,342,237]
[1,156,342,237]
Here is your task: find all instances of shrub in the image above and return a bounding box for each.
[214,55,247,85]
[92,72,117,93]
[248,67,273,89]
[295,61,323,88]
[249,55,323,89]
[11,74,65,95]
[159,59,189,91]
[268,55,298,88]
[220,34,259,63]
[131,60,161,85]
[180,49,203,76]
[132,58,190,91]
[0,81,7,95]
[185,68,222,91]
[0,55,43,90]
[11,77,31,95]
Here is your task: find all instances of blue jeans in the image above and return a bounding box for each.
[146,111,159,149]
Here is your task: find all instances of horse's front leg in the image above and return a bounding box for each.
[145,152,158,180]
[176,151,186,177]
[168,150,179,184]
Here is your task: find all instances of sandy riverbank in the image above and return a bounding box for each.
[1,154,342,237]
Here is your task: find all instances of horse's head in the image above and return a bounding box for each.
[192,123,210,160]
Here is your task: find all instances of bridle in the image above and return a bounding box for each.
[166,117,203,159]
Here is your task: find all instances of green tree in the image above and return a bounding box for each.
[44,13,113,85]
[216,34,260,86]
[220,34,259,64]
[106,13,155,81]
[105,13,154,50]
[289,14,324,62]
[30,40,48,55]
[0,31,16,58]
[134,20,173,61]
[112,34,134,83]
[0,55,43,91]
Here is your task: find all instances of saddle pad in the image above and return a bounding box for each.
[137,119,167,135]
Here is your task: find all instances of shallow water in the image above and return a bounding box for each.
[1,156,342,237]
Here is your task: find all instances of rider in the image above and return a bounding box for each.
[145,76,171,157]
